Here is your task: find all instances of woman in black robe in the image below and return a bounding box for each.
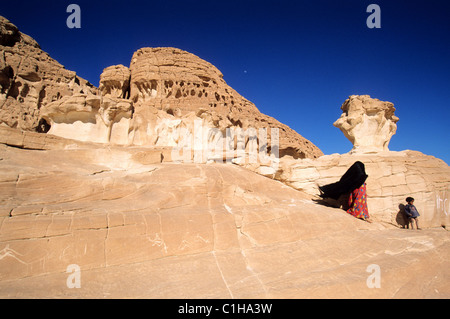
[319,161,368,200]
[318,161,370,221]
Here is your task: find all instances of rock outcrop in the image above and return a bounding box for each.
[0,16,96,131]
[39,94,134,144]
[0,14,323,160]
[39,47,323,160]
[99,64,130,99]
[334,95,399,153]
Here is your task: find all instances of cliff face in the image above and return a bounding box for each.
[0,17,449,299]
[0,16,96,132]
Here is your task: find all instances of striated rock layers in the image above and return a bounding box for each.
[334,95,399,153]
[0,16,96,131]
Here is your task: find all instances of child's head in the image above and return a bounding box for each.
[406,197,414,204]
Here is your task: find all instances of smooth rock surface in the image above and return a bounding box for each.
[0,143,448,298]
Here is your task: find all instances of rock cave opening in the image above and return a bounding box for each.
[36,118,51,133]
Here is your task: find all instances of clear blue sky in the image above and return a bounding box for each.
[2,0,449,164]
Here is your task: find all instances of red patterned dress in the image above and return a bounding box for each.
[347,183,369,220]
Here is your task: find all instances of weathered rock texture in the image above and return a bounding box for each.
[39,47,323,160]
[99,64,130,99]
[0,141,448,298]
[0,16,96,131]
[1,13,323,164]
[39,94,134,144]
[334,95,399,153]
[227,94,449,229]
[0,14,322,160]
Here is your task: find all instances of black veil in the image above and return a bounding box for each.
[318,161,368,200]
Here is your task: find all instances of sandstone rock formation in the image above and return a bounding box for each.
[235,94,448,229]
[1,13,323,161]
[39,47,323,161]
[99,64,130,99]
[226,94,449,229]
[39,94,134,144]
[0,13,323,160]
[0,140,448,298]
[334,95,399,153]
[0,16,96,131]
[0,17,449,299]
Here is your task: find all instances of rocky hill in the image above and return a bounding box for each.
[0,16,323,160]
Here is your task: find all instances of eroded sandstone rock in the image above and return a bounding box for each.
[127,47,323,159]
[38,46,323,160]
[334,95,399,153]
[99,64,130,99]
[40,94,133,144]
[0,14,323,160]
[0,17,448,299]
[0,16,96,131]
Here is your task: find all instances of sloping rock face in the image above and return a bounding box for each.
[0,16,96,131]
[0,142,449,298]
[334,95,399,153]
[39,47,323,160]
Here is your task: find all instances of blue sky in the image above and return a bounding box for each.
[1,0,449,164]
